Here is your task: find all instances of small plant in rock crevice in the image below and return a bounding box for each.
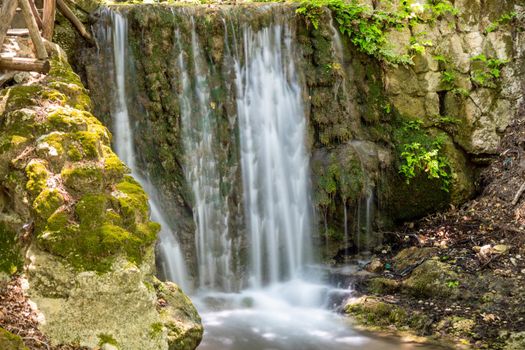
[395,119,452,192]
[470,54,508,88]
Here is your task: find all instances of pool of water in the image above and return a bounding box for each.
[194,279,440,350]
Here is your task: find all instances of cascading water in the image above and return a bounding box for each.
[106,11,189,291]
[176,20,236,292]
[234,24,312,287]
[96,7,439,349]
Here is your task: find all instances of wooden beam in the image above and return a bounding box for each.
[19,0,48,59]
[7,28,29,36]
[0,0,20,49]
[57,0,94,45]
[0,57,50,73]
[29,0,43,30]
[42,0,55,40]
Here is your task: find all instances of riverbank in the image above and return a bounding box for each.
[346,102,525,349]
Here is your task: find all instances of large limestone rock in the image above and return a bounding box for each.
[0,53,202,348]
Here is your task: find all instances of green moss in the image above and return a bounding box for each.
[38,187,157,272]
[47,107,89,132]
[39,89,68,105]
[3,85,44,112]
[25,160,49,196]
[75,194,108,228]
[0,135,28,153]
[103,146,128,181]
[115,175,150,225]
[403,259,459,299]
[149,322,164,339]
[0,223,23,275]
[61,163,104,194]
[0,327,29,350]
[33,189,64,220]
[98,333,119,347]
[1,109,40,137]
[74,131,101,158]
[346,296,430,332]
[38,132,66,158]
[346,297,408,327]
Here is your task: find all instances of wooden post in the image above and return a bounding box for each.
[19,0,48,59]
[0,57,50,73]
[29,0,43,30]
[57,0,94,45]
[0,0,19,49]
[42,0,55,40]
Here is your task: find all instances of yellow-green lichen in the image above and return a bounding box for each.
[74,131,101,159]
[33,189,64,220]
[103,146,128,181]
[114,175,150,225]
[61,163,104,194]
[25,160,49,196]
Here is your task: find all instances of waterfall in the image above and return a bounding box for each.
[175,21,236,291]
[107,11,190,291]
[234,24,312,287]
[100,8,313,292]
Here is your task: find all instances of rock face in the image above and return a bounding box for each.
[80,0,524,266]
[0,52,202,348]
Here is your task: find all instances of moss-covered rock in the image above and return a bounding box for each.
[154,279,203,350]
[345,296,430,332]
[403,259,460,299]
[0,327,29,350]
[0,46,202,349]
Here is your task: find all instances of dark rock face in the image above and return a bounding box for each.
[80,2,523,271]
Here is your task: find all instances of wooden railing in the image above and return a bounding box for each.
[0,0,93,73]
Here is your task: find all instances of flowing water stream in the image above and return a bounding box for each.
[102,7,439,350]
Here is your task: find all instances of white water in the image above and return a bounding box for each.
[176,20,236,292]
[234,24,312,287]
[109,12,189,291]
[103,10,437,350]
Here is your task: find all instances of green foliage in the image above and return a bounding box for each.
[431,115,460,127]
[446,280,460,288]
[440,70,456,88]
[432,54,449,64]
[394,120,451,191]
[425,0,459,18]
[296,0,412,65]
[98,334,119,347]
[399,141,451,191]
[470,54,508,88]
[409,34,433,55]
[485,11,517,33]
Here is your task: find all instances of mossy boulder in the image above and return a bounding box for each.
[0,44,202,350]
[392,247,438,272]
[154,279,203,350]
[403,259,460,299]
[0,328,29,350]
[345,296,430,332]
[367,277,400,294]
